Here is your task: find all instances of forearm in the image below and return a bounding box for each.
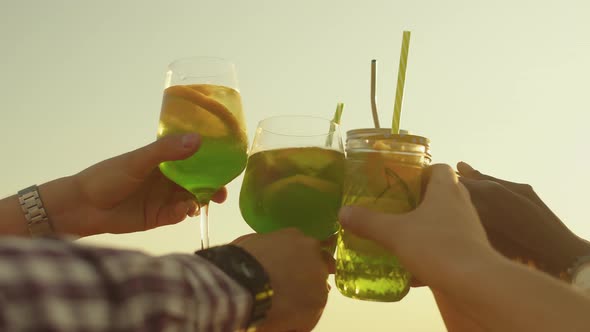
[0,194,28,236]
[432,290,489,332]
[0,238,252,331]
[447,249,590,331]
[0,176,83,237]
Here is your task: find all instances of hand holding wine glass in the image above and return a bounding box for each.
[24,133,227,238]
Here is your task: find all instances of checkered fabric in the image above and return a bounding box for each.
[0,237,252,332]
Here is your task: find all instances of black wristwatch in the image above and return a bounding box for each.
[196,245,273,330]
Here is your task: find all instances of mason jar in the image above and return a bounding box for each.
[335,128,431,302]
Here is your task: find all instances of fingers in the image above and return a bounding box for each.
[339,164,461,251]
[321,250,336,274]
[170,189,199,218]
[456,161,481,179]
[174,200,198,220]
[187,201,199,217]
[232,231,336,274]
[457,161,541,204]
[339,206,403,251]
[426,164,459,188]
[156,198,198,228]
[457,161,518,189]
[421,164,461,205]
[125,133,201,179]
[211,187,228,204]
[151,189,199,228]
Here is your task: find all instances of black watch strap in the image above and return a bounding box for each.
[195,245,273,330]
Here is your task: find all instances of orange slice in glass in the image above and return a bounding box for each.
[159,84,243,138]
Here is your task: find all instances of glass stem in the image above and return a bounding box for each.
[199,203,210,249]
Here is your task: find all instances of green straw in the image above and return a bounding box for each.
[326,102,344,146]
[333,102,344,125]
[392,31,411,134]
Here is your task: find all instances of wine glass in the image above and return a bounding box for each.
[157,56,248,248]
[239,115,345,242]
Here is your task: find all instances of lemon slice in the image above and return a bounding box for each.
[263,174,340,201]
[282,148,341,174]
[159,84,243,138]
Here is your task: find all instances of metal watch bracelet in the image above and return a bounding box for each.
[18,185,54,237]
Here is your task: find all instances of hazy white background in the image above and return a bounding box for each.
[1,0,589,330]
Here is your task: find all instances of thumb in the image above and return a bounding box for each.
[125,133,201,178]
[339,206,404,251]
[456,161,479,178]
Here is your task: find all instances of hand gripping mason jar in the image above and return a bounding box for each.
[335,129,431,302]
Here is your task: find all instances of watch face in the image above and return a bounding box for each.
[572,262,590,291]
[234,260,256,279]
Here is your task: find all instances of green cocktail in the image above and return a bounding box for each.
[156,57,248,248]
[158,84,248,203]
[239,115,345,241]
[335,129,431,302]
[240,147,345,240]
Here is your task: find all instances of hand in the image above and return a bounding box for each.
[457,161,590,278]
[233,229,333,332]
[338,164,590,332]
[53,133,227,237]
[338,164,496,291]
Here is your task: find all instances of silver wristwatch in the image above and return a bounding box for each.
[567,255,590,292]
[18,185,54,237]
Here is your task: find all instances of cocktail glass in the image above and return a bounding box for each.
[157,56,248,248]
[239,115,345,242]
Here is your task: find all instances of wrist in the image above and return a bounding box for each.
[195,245,273,330]
[38,176,86,237]
[561,238,590,283]
[550,237,590,280]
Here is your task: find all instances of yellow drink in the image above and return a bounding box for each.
[157,84,248,203]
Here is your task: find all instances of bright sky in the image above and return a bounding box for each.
[2,1,590,331]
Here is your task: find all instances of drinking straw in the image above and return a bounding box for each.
[392,31,411,134]
[370,59,380,128]
[326,102,344,147]
[333,102,344,125]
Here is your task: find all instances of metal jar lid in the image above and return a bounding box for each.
[346,128,430,147]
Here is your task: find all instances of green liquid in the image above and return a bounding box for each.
[239,147,345,240]
[157,84,248,203]
[335,151,423,302]
[336,231,410,301]
[159,138,247,203]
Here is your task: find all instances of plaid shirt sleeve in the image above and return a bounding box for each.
[0,237,253,332]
